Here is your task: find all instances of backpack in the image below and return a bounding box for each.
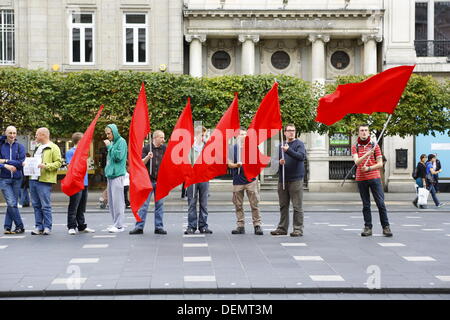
[412,167,418,180]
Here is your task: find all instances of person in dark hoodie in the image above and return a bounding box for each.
[104,124,128,233]
[270,124,306,237]
[0,126,26,234]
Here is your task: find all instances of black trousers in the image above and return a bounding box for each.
[67,188,88,231]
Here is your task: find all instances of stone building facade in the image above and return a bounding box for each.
[1,0,449,191]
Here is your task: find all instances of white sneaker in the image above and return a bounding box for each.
[18,204,23,208]
[43,228,51,235]
[108,226,125,233]
[68,229,77,235]
[79,227,95,233]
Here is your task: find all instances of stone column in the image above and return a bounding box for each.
[185,34,206,77]
[427,0,435,56]
[362,34,382,74]
[238,34,259,75]
[308,34,330,85]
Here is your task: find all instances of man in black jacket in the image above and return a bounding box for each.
[129,130,167,235]
[271,124,306,237]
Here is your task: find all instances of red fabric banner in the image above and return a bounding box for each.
[155,99,194,202]
[61,105,104,196]
[315,65,415,126]
[242,82,282,181]
[185,93,241,188]
[128,83,152,222]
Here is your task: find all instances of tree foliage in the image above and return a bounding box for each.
[0,68,448,142]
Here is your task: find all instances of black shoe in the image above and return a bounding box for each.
[13,228,25,234]
[154,229,167,235]
[383,226,393,237]
[129,228,143,235]
[199,228,212,234]
[184,227,196,235]
[231,227,245,234]
[22,204,30,208]
[254,226,263,235]
[361,227,373,237]
[412,201,418,208]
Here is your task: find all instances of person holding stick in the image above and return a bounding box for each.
[129,130,167,235]
[352,124,392,237]
[228,128,263,235]
[270,124,306,237]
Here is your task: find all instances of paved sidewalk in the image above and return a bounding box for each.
[0,191,449,298]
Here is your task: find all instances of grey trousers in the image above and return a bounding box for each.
[107,176,125,229]
[277,180,304,232]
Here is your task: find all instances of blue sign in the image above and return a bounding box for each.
[415,133,450,179]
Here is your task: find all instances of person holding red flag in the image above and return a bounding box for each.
[129,130,167,235]
[65,132,95,235]
[183,94,241,234]
[184,126,212,235]
[352,124,392,237]
[228,128,263,236]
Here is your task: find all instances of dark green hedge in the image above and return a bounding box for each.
[0,68,448,140]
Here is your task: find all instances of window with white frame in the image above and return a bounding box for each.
[123,13,148,64]
[0,10,15,65]
[70,12,94,64]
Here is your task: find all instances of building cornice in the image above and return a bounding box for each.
[183,9,384,19]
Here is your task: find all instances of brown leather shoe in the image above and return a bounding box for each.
[270,229,287,236]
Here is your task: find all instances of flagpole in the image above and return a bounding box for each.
[341,114,393,186]
[280,129,286,191]
[149,132,152,176]
[237,136,241,175]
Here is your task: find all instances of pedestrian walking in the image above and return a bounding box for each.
[0,126,26,234]
[351,124,392,237]
[270,124,306,237]
[29,127,62,236]
[104,124,128,233]
[425,154,445,208]
[129,130,167,235]
[66,132,95,235]
[412,154,427,209]
[228,129,263,235]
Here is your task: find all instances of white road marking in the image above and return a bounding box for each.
[184,276,216,282]
[183,243,208,248]
[294,256,324,261]
[69,258,99,264]
[183,256,212,262]
[310,275,345,282]
[82,244,109,249]
[281,243,307,247]
[403,256,436,262]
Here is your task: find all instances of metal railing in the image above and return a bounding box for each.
[414,40,450,57]
[329,161,356,180]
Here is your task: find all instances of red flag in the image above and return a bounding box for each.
[242,82,282,181]
[61,105,104,196]
[315,65,415,126]
[155,99,194,202]
[185,93,240,188]
[128,83,152,222]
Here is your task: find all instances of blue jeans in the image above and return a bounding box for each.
[427,183,441,206]
[29,180,53,231]
[0,178,24,230]
[187,182,209,230]
[19,187,30,206]
[357,178,390,229]
[135,181,165,230]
